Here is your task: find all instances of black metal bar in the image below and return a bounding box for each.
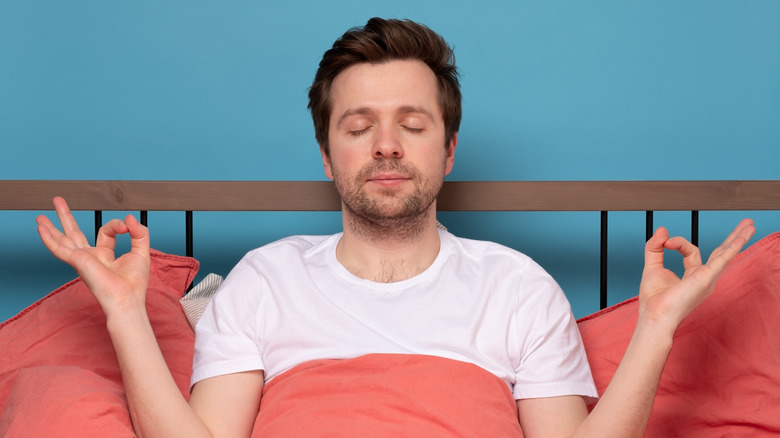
[140,211,148,227]
[691,210,699,246]
[94,210,102,244]
[645,210,654,241]
[186,211,194,258]
[600,211,608,309]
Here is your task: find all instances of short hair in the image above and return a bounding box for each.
[308,17,461,154]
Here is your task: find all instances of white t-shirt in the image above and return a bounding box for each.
[192,229,597,400]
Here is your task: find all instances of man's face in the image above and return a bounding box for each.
[322,59,457,224]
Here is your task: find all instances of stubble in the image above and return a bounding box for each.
[333,159,445,242]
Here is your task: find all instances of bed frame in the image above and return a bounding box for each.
[2,179,779,309]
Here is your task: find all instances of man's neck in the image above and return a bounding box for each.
[336,210,442,283]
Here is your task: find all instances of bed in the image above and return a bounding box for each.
[1,179,779,437]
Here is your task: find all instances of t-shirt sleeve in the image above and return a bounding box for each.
[512,261,598,402]
[190,259,266,388]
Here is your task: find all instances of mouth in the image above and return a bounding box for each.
[368,174,409,181]
[366,173,411,187]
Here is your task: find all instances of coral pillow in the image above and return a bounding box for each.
[0,366,134,437]
[0,250,198,436]
[577,232,780,437]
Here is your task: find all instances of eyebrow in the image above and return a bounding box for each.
[335,106,435,128]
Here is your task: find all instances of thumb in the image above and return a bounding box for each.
[644,226,670,270]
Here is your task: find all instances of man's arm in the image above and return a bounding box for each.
[37,197,263,438]
[516,219,755,438]
[517,319,672,437]
[105,304,263,438]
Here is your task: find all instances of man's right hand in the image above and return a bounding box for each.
[36,196,151,315]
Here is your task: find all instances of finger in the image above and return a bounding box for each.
[644,226,670,269]
[36,215,79,262]
[95,219,130,253]
[125,214,151,255]
[735,218,756,243]
[35,214,59,237]
[37,219,65,256]
[719,218,755,251]
[36,212,67,242]
[706,218,755,268]
[52,197,90,248]
[663,236,703,272]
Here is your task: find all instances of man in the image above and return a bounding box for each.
[37,17,754,438]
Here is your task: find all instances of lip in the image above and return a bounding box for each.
[366,173,411,188]
[366,173,410,182]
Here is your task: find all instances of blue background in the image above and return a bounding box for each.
[2,1,779,321]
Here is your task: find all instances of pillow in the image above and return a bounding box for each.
[0,249,199,436]
[180,273,223,329]
[577,231,780,437]
[0,366,134,437]
[253,353,523,437]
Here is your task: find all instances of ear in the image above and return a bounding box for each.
[444,133,458,176]
[320,146,334,180]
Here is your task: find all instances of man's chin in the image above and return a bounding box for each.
[365,202,413,219]
[346,196,415,219]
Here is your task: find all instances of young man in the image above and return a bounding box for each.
[37,18,754,438]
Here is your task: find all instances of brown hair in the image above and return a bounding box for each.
[308,17,461,154]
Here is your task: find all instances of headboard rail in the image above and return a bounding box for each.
[2,180,780,211]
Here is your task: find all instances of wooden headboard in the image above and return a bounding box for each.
[2,179,779,309]
[3,180,779,212]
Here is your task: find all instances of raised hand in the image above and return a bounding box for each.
[638,218,755,332]
[36,197,151,315]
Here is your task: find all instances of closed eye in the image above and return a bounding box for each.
[403,126,423,134]
[350,127,370,137]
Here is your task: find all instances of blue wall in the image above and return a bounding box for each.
[2,1,779,321]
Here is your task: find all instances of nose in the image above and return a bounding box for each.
[372,125,403,159]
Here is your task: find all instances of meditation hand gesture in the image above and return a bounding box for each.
[638,218,755,333]
[36,197,151,315]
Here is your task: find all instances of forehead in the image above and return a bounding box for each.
[329,60,442,122]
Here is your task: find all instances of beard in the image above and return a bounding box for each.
[332,158,445,241]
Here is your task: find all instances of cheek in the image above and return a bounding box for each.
[330,146,365,170]
[324,152,358,182]
[421,148,451,171]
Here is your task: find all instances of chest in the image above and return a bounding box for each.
[255,273,523,382]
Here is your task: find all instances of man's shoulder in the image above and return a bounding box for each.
[442,230,551,276]
[440,231,562,297]
[444,230,531,261]
[248,233,338,255]
[231,234,339,271]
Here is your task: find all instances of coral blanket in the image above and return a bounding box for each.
[253,353,523,437]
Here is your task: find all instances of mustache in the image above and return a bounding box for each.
[356,160,419,180]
